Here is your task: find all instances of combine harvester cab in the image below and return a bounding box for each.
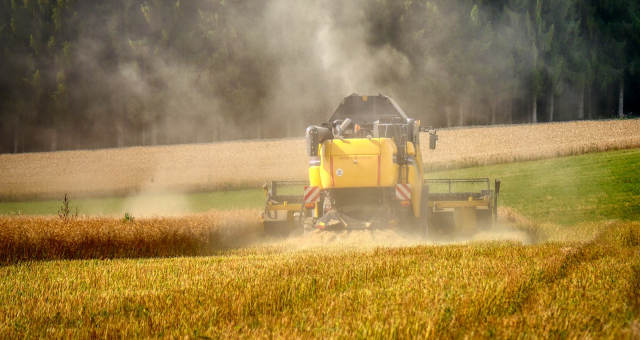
[262,94,501,237]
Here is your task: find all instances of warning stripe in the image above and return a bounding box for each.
[304,186,320,204]
[395,184,411,200]
[329,141,335,187]
[330,155,335,187]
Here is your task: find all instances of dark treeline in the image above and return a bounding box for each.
[1,0,639,153]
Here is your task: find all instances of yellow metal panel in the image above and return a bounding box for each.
[334,154,378,187]
[318,138,398,189]
[309,166,321,187]
[325,138,394,155]
[407,161,422,217]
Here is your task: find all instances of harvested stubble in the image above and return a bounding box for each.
[1,120,639,199]
[0,210,260,264]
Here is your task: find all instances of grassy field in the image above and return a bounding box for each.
[427,148,640,225]
[0,189,263,216]
[1,148,639,337]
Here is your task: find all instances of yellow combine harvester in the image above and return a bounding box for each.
[263,94,500,236]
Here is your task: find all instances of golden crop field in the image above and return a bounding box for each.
[0,210,638,338]
[0,210,261,264]
[1,120,639,199]
[0,207,529,264]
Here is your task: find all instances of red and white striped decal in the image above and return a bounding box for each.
[395,184,411,200]
[303,186,320,204]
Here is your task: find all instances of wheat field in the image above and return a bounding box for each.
[420,120,640,169]
[1,120,639,199]
[0,210,261,264]
[0,207,538,264]
[0,216,638,338]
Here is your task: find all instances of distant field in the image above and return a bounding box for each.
[1,119,639,200]
[0,189,263,216]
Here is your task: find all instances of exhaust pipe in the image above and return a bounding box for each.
[306,125,332,157]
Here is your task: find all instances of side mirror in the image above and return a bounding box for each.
[429,131,438,150]
[419,126,437,149]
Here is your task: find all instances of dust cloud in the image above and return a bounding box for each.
[40,0,529,151]
[64,0,418,147]
[259,219,535,252]
[113,164,195,216]
[119,192,192,217]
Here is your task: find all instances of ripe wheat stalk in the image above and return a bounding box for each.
[0,210,261,264]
